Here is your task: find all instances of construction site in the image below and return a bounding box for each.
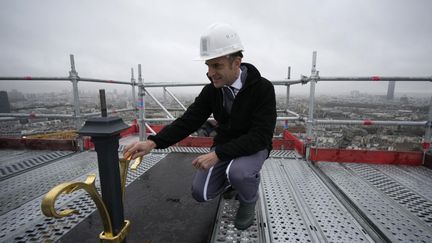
[0,52,432,242]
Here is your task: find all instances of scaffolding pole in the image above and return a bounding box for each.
[69,55,83,151]
[131,68,137,119]
[305,51,318,160]
[424,96,432,162]
[145,90,175,119]
[137,64,146,141]
[163,87,187,111]
[314,119,426,126]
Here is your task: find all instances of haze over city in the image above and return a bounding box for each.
[1,0,431,95]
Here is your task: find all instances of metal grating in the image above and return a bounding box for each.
[259,159,374,242]
[0,150,73,180]
[211,199,263,242]
[0,151,98,215]
[119,143,298,158]
[344,163,432,227]
[118,144,211,154]
[269,150,298,159]
[283,159,373,242]
[0,153,167,242]
[401,165,432,185]
[261,159,313,242]
[317,162,432,242]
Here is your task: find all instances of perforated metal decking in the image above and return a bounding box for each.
[211,158,432,242]
[211,158,375,243]
[2,146,432,243]
[0,151,166,242]
[317,162,432,242]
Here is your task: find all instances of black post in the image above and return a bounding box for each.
[78,116,129,241]
[99,89,108,118]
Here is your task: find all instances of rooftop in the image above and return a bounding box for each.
[1,134,431,242]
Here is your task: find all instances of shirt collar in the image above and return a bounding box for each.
[230,68,243,91]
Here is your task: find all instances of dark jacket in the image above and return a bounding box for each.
[148,63,277,161]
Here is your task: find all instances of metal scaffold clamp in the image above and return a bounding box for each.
[300,75,309,85]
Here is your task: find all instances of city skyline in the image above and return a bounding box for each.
[1,0,431,94]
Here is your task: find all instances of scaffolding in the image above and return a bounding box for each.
[0,52,431,158]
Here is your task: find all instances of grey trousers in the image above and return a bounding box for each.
[191,149,268,204]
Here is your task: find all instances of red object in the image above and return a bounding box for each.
[272,138,295,150]
[177,136,214,147]
[309,148,422,165]
[371,76,381,81]
[147,124,165,133]
[363,119,373,125]
[283,130,305,156]
[108,80,113,83]
[423,142,431,150]
[83,137,94,150]
[24,76,32,80]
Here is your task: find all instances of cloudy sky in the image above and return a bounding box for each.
[1,0,431,96]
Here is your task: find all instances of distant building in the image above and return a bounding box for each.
[387,81,396,100]
[0,91,11,113]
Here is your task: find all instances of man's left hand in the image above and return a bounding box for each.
[192,151,219,170]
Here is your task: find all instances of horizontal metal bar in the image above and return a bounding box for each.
[143,116,301,123]
[318,76,432,82]
[314,119,427,126]
[0,117,18,122]
[277,116,302,121]
[143,80,305,88]
[78,77,132,85]
[2,76,429,85]
[0,77,70,81]
[271,80,305,85]
[0,108,135,120]
[143,82,209,87]
[0,76,132,85]
[82,108,135,118]
[0,113,74,119]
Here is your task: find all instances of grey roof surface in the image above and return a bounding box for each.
[1,135,432,242]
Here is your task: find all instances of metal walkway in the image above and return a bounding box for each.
[317,161,432,242]
[1,146,432,242]
[0,150,166,242]
[211,158,374,243]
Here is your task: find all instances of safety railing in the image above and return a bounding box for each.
[1,52,431,158]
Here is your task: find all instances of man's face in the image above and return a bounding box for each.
[205,56,240,88]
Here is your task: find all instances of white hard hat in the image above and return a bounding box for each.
[196,23,244,61]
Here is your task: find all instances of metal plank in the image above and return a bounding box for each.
[318,162,432,242]
[260,159,315,242]
[344,163,432,227]
[0,153,166,243]
[261,159,374,242]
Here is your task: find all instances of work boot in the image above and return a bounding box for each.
[222,186,237,200]
[234,202,256,230]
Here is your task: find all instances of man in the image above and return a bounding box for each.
[123,23,276,230]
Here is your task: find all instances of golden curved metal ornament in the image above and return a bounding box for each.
[41,155,144,242]
[119,158,131,199]
[130,156,143,171]
[119,156,142,198]
[41,174,114,236]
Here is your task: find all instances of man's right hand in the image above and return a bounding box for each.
[123,140,157,160]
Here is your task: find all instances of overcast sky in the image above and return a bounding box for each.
[1,0,431,97]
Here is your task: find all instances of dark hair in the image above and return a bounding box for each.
[227,51,243,65]
[228,51,243,59]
